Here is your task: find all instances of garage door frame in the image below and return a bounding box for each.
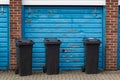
[118,6,120,69]
[22,6,106,70]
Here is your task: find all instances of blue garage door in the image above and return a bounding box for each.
[118,7,120,69]
[0,6,9,70]
[22,6,105,70]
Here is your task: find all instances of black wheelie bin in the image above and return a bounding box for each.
[44,38,61,75]
[83,38,100,74]
[15,39,34,76]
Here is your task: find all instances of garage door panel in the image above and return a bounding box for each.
[32,58,84,63]
[0,48,8,51]
[25,7,102,14]
[25,33,102,38]
[32,63,84,67]
[0,28,8,32]
[32,53,84,58]
[32,48,85,53]
[0,13,7,18]
[0,67,8,70]
[32,52,103,58]
[0,18,7,22]
[25,28,102,33]
[59,63,104,67]
[0,38,8,42]
[0,33,8,37]
[0,6,8,12]
[26,19,102,23]
[0,43,8,47]
[0,53,8,57]
[23,6,104,70]
[0,6,9,70]
[31,58,103,63]
[25,24,102,28]
[25,14,102,19]
[0,23,7,27]
[0,58,8,62]
[30,38,103,42]
[33,43,103,48]
[32,47,103,52]
[0,63,8,67]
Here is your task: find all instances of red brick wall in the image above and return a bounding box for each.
[106,0,118,70]
[10,0,22,70]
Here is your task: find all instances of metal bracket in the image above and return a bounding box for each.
[1,6,4,15]
[94,8,97,16]
[28,7,31,16]
[48,9,54,16]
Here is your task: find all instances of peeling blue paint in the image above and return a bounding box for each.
[22,6,105,70]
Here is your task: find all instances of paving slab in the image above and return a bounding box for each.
[0,71,120,80]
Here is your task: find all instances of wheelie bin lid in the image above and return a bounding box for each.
[16,39,34,46]
[83,38,100,45]
[44,38,61,45]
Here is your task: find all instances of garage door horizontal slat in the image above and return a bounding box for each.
[25,14,102,19]
[25,19,102,23]
[25,33,102,38]
[25,24,102,28]
[25,7,102,14]
[25,28,102,33]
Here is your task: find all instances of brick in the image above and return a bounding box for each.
[10,0,22,70]
[106,0,118,70]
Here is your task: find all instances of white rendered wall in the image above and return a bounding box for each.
[0,0,9,5]
[22,0,106,5]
